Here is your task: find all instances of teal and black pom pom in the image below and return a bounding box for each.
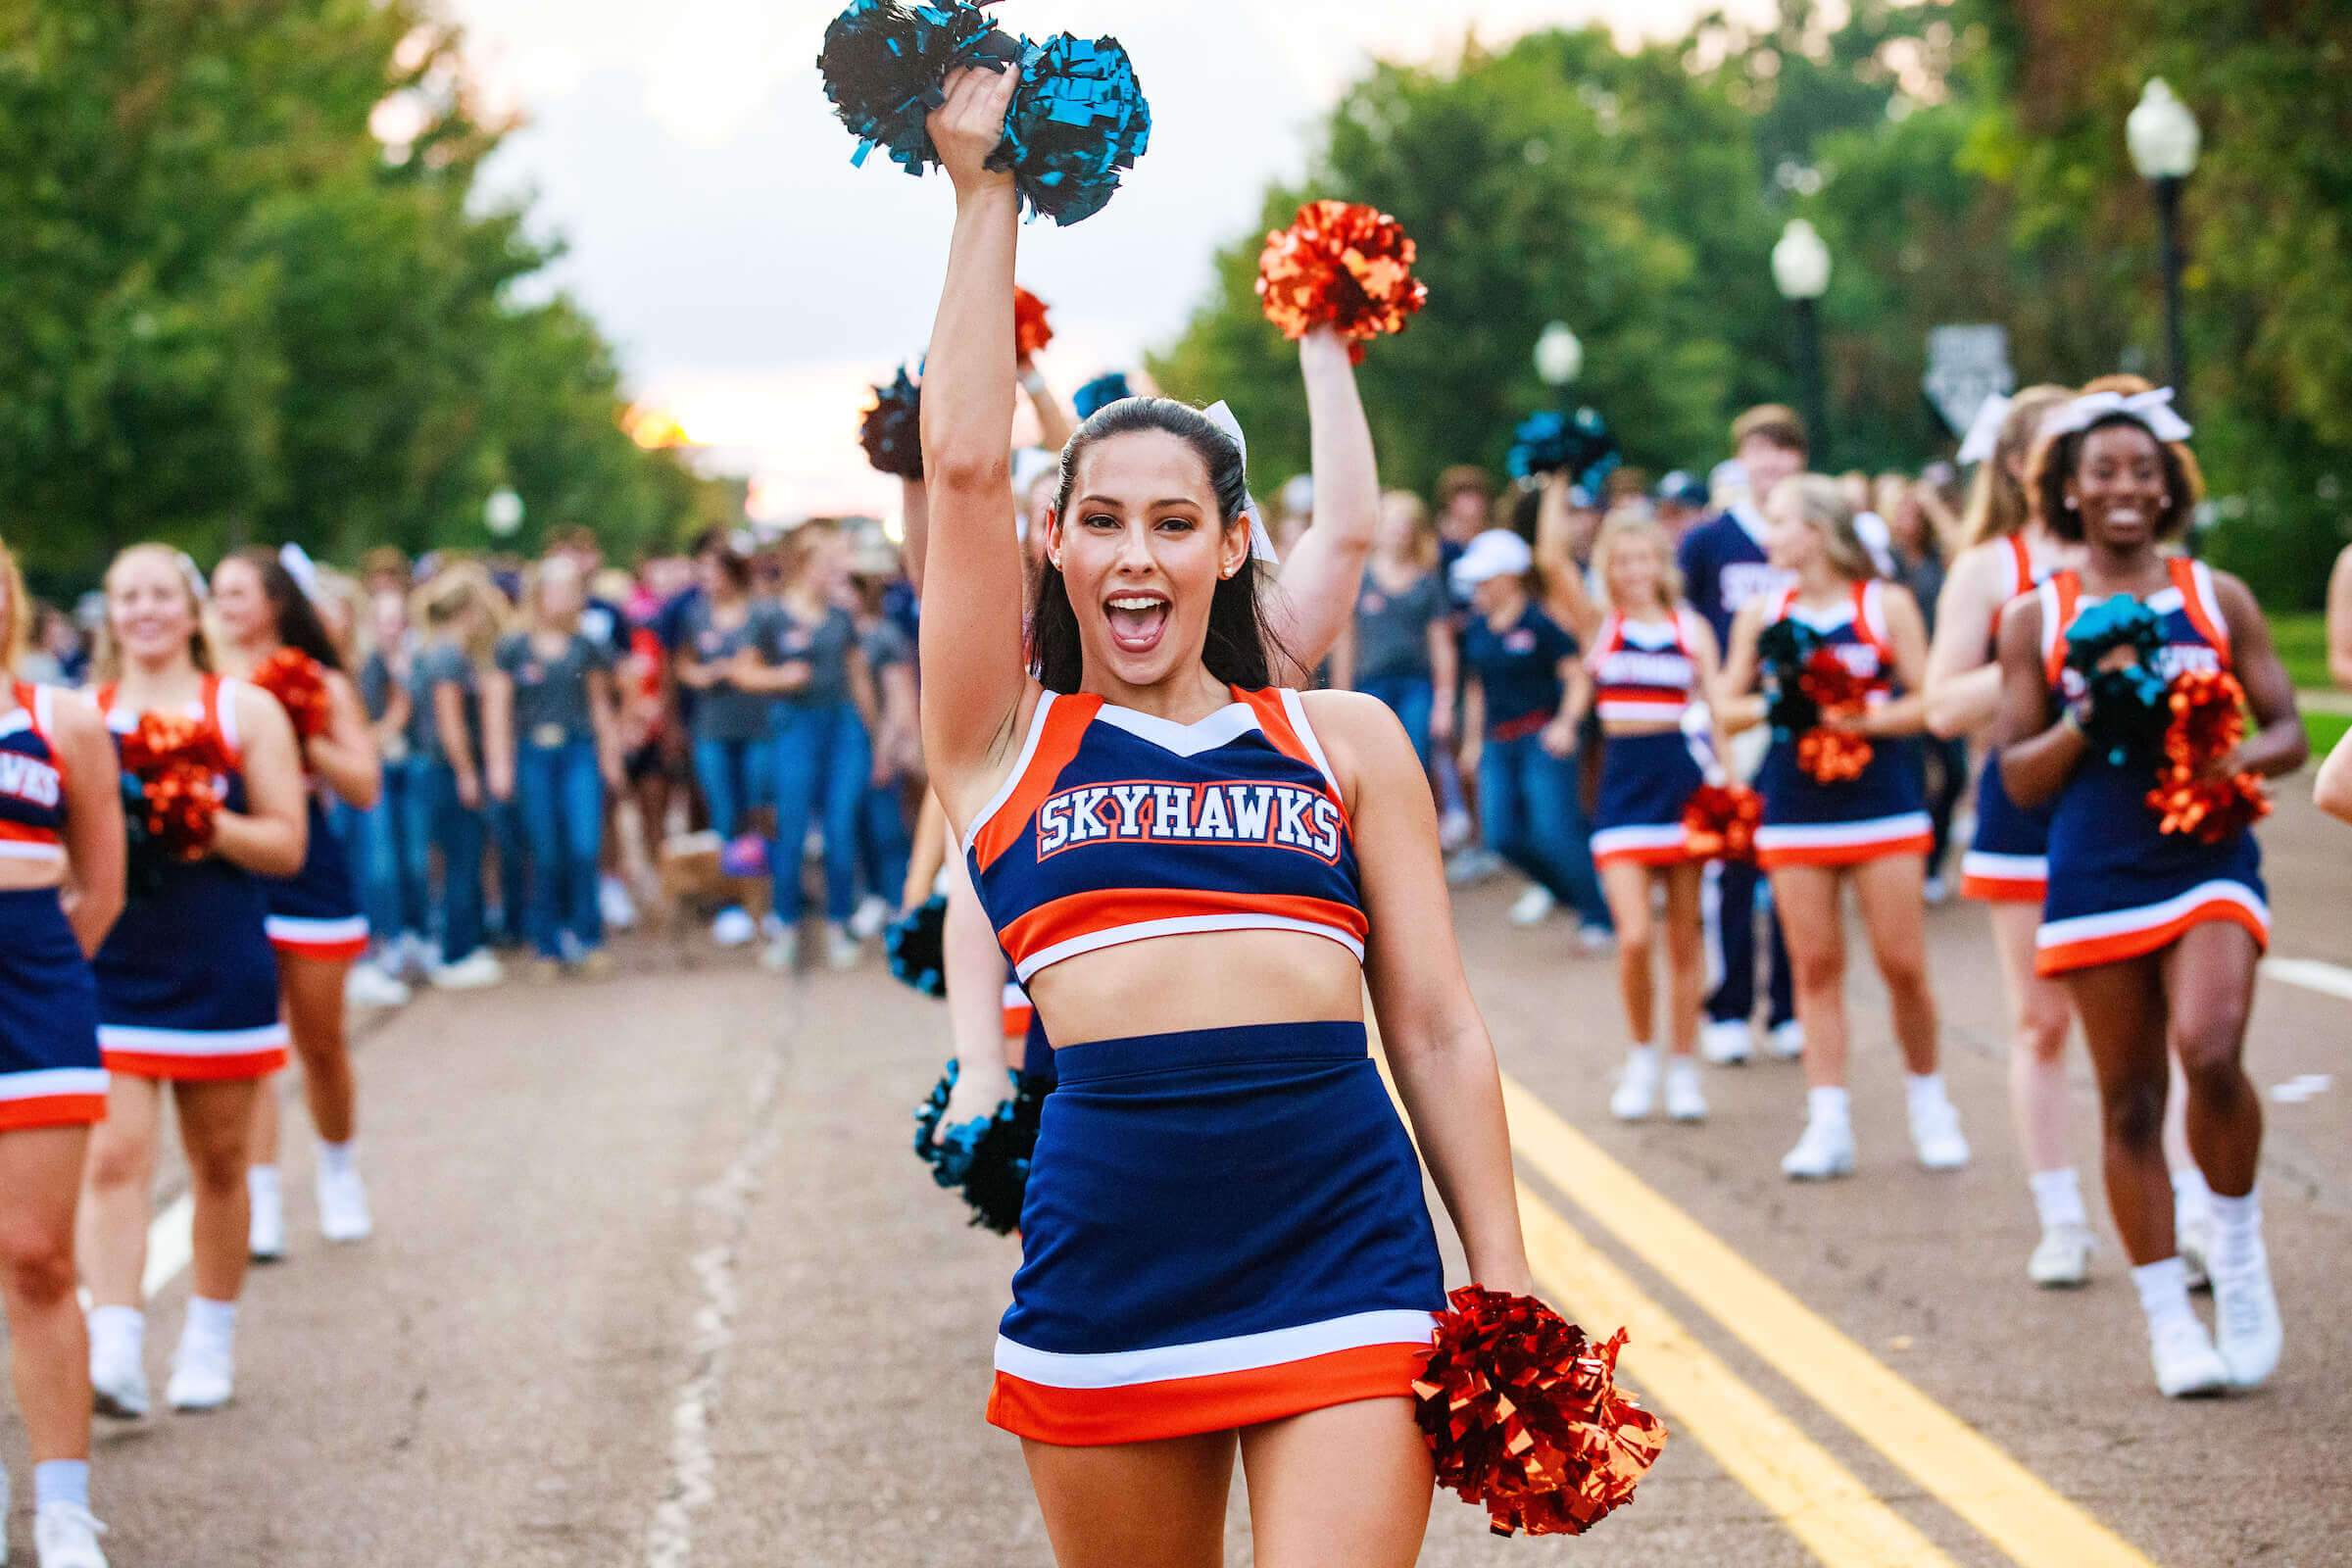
[2062,598,2171,766]
[860,366,925,479]
[885,893,948,998]
[911,1059,1044,1235]
[993,33,1152,226]
[1072,371,1133,421]
[1508,407,1620,491]
[1756,618,1827,741]
[818,0,1022,175]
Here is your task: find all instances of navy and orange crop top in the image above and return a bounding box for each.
[0,683,68,862]
[964,686,1367,985]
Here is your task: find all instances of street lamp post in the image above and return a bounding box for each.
[2127,78,2200,410]
[1772,219,1832,461]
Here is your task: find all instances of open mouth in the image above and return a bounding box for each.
[1104,592,1171,656]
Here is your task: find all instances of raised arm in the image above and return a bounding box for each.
[1313,689,1531,1297]
[1922,543,2010,739]
[1533,474,1599,643]
[1021,363,1075,456]
[1264,328,1379,675]
[53,692,125,956]
[899,478,932,598]
[916,67,1035,821]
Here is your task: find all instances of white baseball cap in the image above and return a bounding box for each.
[1449,528,1535,594]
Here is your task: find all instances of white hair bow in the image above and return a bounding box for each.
[2043,387,2192,445]
[1955,393,2011,467]
[1200,401,1281,564]
[279,542,325,606]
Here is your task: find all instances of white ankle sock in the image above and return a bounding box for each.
[2207,1186,2264,1277]
[1905,1072,1948,1112]
[1806,1086,1850,1123]
[2029,1167,2088,1232]
[1624,1045,1658,1070]
[317,1140,357,1180]
[33,1458,89,1513]
[2172,1163,2213,1222]
[87,1303,143,1357]
[247,1163,280,1200]
[2132,1256,2195,1335]
[182,1297,238,1350]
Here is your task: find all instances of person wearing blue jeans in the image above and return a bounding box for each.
[734,519,881,970]
[1452,528,1612,940]
[1359,674,1435,770]
[425,760,488,967]
[361,756,431,954]
[1341,490,1457,784]
[693,737,770,841]
[410,564,507,986]
[854,601,919,921]
[485,555,624,977]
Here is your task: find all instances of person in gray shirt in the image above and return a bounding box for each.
[1332,490,1457,780]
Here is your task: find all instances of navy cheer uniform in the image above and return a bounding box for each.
[94,678,288,1081]
[1962,535,2058,903]
[0,683,107,1130]
[264,677,368,958]
[1589,610,1709,869]
[2034,560,2267,975]
[966,687,1444,1446]
[1753,581,1932,869]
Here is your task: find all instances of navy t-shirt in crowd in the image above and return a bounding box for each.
[1676,504,1786,650]
[1461,602,1579,739]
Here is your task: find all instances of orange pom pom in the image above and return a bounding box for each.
[121,710,228,859]
[1681,783,1761,862]
[1791,649,1875,783]
[2146,668,2268,842]
[1255,200,1428,363]
[1013,286,1054,360]
[1413,1286,1666,1538]
[252,648,332,740]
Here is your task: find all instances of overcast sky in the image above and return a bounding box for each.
[448,0,1766,521]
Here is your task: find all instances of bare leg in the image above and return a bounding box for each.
[1988,901,2075,1174]
[280,955,358,1145]
[2063,956,2174,1264]
[77,1075,163,1308]
[1022,1431,1235,1568]
[1240,1398,1434,1568]
[250,1069,282,1167]
[2160,923,2263,1200]
[1659,862,1705,1057]
[1849,855,1938,1075]
[1599,862,1655,1046]
[1,1125,94,1462]
[1768,865,1847,1090]
[173,1078,261,1305]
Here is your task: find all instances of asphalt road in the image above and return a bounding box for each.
[4,791,2347,1567]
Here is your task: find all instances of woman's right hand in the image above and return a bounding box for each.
[927,66,1017,197]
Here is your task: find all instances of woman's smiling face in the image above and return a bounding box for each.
[2068,421,2168,552]
[1050,429,1247,692]
[209,556,272,647]
[108,550,201,669]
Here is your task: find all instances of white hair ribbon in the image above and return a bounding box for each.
[278,542,325,606]
[2043,387,2192,444]
[1955,392,2011,467]
[1200,401,1280,564]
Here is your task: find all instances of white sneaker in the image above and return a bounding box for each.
[710,906,756,948]
[34,1501,110,1568]
[166,1329,233,1412]
[1574,923,1617,956]
[759,929,799,973]
[599,875,638,931]
[1664,1058,1707,1121]
[87,1321,148,1420]
[247,1177,285,1263]
[2027,1222,2095,1288]
[2148,1312,2230,1398]
[1507,886,1555,926]
[428,949,505,991]
[1438,808,1474,854]
[1610,1052,1659,1121]
[2212,1260,2282,1390]
[1699,1019,1754,1065]
[1924,874,1952,906]
[2179,1208,2213,1292]
[1781,1113,1855,1180]
[1445,847,1502,887]
[344,960,411,1008]
[33,1501,110,1568]
[825,923,863,970]
[1909,1093,1971,1170]
[317,1163,373,1244]
[1765,1019,1805,1060]
[399,931,436,980]
[847,894,891,941]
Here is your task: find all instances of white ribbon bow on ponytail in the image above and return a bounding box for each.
[279,542,326,606]
[1200,401,1282,564]
[2042,386,2193,444]
[1955,393,2012,467]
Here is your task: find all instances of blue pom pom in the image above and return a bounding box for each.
[993,33,1152,226]
[1756,617,1828,740]
[2063,598,2172,765]
[818,0,1022,175]
[1508,406,1619,487]
[860,365,924,479]
[1507,411,1571,481]
[911,1058,1043,1233]
[884,893,947,997]
[1072,371,1133,420]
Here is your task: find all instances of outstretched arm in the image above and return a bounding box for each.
[1265,328,1378,675]
[916,67,1035,825]
[1533,473,1599,643]
[1021,362,1075,455]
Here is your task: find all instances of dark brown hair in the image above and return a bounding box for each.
[2030,416,2196,545]
[1031,398,1284,694]
[227,549,347,673]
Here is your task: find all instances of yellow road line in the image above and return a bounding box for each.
[1499,1073,2162,1568]
[1517,1185,1960,1567]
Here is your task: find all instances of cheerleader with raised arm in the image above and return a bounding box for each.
[0,536,124,1568]
[1718,477,1969,1180]
[209,549,384,1259]
[1994,389,2303,1397]
[79,546,307,1418]
[917,71,1539,1561]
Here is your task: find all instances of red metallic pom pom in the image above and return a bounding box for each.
[1013,286,1054,360]
[2146,668,2269,843]
[1412,1286,1666,1539]
[1681,782,1761,862]
[1793,650,1875,783]
[252,648,332,740]
[1255,200,1428,364]
[143,764,222,859]
[120,711,230,778]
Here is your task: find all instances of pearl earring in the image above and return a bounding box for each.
[2065,498,2078,510]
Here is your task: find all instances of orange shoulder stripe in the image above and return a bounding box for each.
[970,695,1101,872]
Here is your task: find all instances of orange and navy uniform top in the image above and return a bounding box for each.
[0,682,68,864]
[965,687,1366,988]
[1590,610,1703,726]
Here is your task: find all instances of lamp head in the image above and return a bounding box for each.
[1535,321,1584,388]
[2127,78,2200,181]
[1772,219,1831,302]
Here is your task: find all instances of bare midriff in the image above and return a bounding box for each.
[1023,927,1365,1048]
